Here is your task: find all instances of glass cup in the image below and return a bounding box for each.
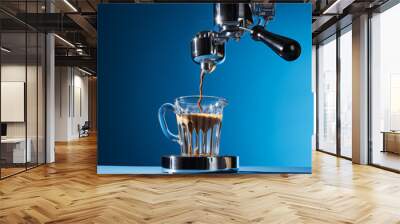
[158,96,228,157]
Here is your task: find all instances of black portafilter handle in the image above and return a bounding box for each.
[251,25,301,61]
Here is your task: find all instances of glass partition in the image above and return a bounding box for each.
[27,30,38,169]
[0,1,46,179]
[1,31,28,177]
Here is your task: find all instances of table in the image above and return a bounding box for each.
[1,138,32,163]
[382,131,400,154]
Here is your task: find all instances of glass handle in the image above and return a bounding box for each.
[158,103,179,143]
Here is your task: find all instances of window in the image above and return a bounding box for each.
[316,25,353,159]
[339,27,352,158]
[370,3,400,171]
[317,35,337,154]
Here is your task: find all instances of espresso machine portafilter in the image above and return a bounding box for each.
[191,3,302,73]
[191,31,225,74]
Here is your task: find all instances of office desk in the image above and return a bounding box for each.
[1,138,31,163]
[382,131,400,154]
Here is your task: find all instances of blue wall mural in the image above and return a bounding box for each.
[97,3,313,173]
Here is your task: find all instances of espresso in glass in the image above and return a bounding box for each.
[158,96,227,157]
[176,113,222,156]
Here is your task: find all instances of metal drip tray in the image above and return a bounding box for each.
[161,155,239,174]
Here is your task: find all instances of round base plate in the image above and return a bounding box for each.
[161,155,239,174]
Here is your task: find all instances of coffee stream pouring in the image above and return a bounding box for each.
[191,3,302,74]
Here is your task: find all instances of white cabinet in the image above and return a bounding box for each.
[1,138,32,163]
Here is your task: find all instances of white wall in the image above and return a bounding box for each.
[55,66,70,141]
[55,67,89,141]
[1,65,40,138]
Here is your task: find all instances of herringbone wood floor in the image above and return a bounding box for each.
[1,135,400,224]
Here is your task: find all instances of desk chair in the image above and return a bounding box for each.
[78,121,90,138]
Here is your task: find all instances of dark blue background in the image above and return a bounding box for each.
[98,3,313,168]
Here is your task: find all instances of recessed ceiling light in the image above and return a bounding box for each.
[63,0,78,12]
[322,0,353,15]
[1,47,11,53]
[54,34,75,48]
[78,67,93,76]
